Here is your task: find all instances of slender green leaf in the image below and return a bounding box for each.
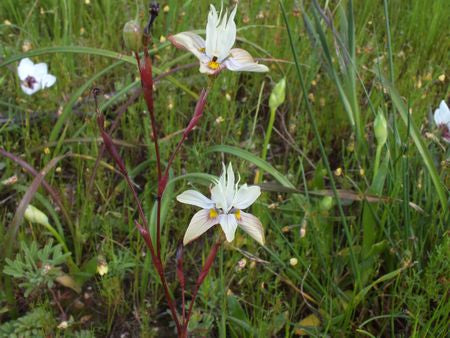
[206,145,295,188]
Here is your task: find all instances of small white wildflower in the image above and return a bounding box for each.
[434,100,450,143]
[169,4,268,74]
[177,163,264,245]
[17,58,56,95]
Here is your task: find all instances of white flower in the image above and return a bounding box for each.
[177,163,264,245]
[434,100,450,143]
[17,58,56,95]
[169,4,269,74]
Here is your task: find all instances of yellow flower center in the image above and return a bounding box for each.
[209,208,218,219]
[208,60,221,70]
[235,209,241,221]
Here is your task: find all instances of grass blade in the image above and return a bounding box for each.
[381,78,448,208]
[279,0,361,289]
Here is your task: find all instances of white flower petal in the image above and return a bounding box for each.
[41,74,56,88]
[177,190,215,209]
[20,83,41,96]
[224,48,269,72]
[211,163,229,210]
[205,4,219,58]
[17,58,34,80]
[183,209,218,245]
[434,100,450,126]
[237,211,265,245]
[217,6,237,61]
[168,32,206,60]
[225,163,236,209]
[233,184,261,209]
[219,213,238,242]
[33,62,49,81]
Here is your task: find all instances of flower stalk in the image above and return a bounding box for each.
[95,4,221,335]
[95,2,267,335]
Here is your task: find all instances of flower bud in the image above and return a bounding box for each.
[269,78,286,112]
[320,196,334,211]
[123,20,143,52]
[24,204,49,226]
[97,256,109,276]
[374,112,388,146]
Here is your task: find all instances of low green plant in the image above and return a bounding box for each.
[0,307,56,337]
[3,240,71,297]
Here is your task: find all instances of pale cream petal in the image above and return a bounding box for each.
[219,214,238,242]
[177,190,215,209]
[183,209,218,245]
[224,48,269,72]
[168,32,206,60]
[237,211,265,245]
[233,184,261,209]
[17,58,34,80]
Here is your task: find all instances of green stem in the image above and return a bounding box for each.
[259,107,277,182]
[373,145,383,182]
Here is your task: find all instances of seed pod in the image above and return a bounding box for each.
[123,20,143,52]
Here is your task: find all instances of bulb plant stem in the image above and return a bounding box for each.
[98,4,260,335]
[98,35,215,337]
[95,89,183,334]
[134,50,164,257]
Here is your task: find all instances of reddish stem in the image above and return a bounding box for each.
[184,241,222,332]
[134,51,164,257]
[134,221,181,335]
[160,88,209,187]
[96,102,182,335]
